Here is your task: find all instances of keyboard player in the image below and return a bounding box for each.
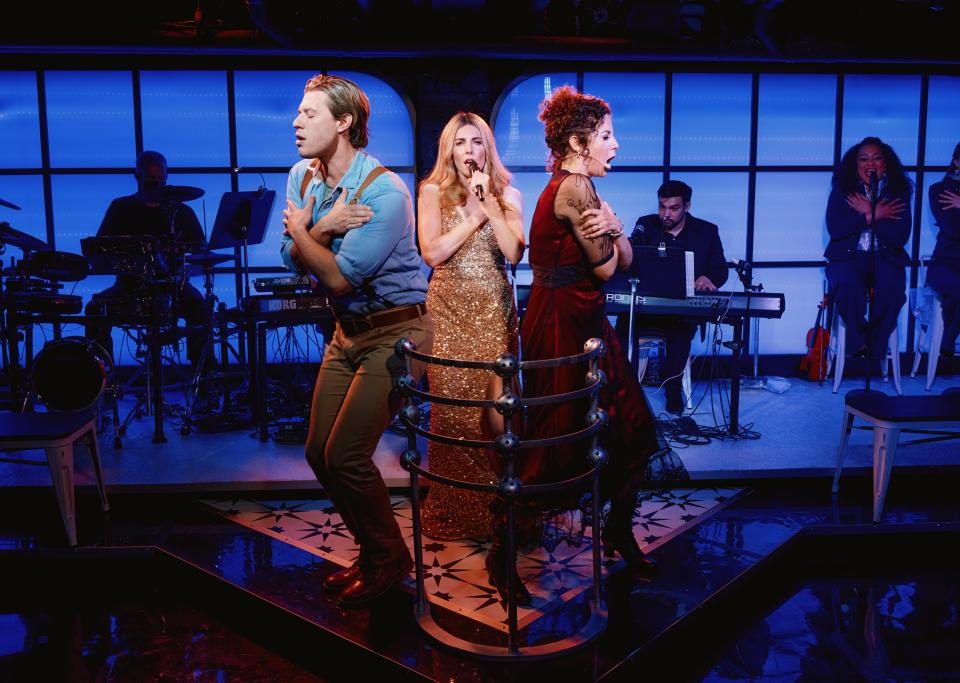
[615,180,728,415]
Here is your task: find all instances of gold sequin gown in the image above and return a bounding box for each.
[421,204,519,540]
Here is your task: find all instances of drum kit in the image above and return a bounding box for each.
[0,186,238,444]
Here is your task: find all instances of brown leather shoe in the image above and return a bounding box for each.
[339,553,413,606]
[322,561,361,592]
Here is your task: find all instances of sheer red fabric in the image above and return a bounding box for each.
[518,171,658,508]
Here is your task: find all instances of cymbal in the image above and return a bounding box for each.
[0,221,49,252]
[0,196,22,211]
[23,250,90,282]
[137,185,205,203]
[185,251,234,267]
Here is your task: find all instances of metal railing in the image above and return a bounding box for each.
[391,336,610,659]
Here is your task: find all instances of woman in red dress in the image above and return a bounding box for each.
[519,85,662,573]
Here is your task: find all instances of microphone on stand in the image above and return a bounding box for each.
[465,160,485,201]
[868,170,878,202]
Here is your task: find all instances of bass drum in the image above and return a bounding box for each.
[31,337,113,411]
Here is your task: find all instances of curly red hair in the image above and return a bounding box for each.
[539,85,610,172]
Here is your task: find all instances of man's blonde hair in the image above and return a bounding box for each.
[304,74,370,149]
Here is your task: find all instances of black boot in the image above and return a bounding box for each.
[600,496,657,574]
[486,540,532,606]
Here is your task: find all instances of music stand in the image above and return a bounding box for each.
[209,190,276,301]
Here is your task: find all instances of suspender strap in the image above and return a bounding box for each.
[349,165,388,204]
[299,158,322,200]
[299,159,388,204]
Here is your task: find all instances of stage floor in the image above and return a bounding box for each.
[2,478,958,681]
[2,363,959,679]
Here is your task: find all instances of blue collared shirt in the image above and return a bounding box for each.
[280,150,428,317]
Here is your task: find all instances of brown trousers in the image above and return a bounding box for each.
[305,312,433,569]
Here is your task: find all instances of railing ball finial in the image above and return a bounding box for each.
[394,337,415,357]
[585,407,609,428]
[585,369,607,388]
[588,446,609,468]
[493,353,519,379]
[401,403,423,425]
[497,475,523,499]
[400,448,422,471]
[493,432,520,455]
[583,337,605,355]
[494,390,522,416]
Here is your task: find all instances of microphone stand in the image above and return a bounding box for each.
[864,177,879,394]
[737,261,766,390]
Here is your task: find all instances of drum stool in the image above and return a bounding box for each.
[0,411,109,545]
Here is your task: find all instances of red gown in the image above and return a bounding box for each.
[518,171,659,509]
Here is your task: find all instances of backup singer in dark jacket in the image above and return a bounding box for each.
[825,136,912,358]
[927,141,960,357]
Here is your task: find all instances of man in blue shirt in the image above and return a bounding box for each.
[281,74,433,605]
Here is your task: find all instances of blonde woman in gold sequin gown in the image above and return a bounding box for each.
[417,113,525,540]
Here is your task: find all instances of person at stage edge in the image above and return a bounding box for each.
[825,136,912,360]
[84,150,209,369]
[280,74,433,606]
[621,180,728,415]
[926,141,960,360]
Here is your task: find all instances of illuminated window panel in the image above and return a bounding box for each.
[925,76,960,167]
[0,174,46,246]
[671,74,751,166]
[841,75,921,165]
[165,172,233,245]
[582,73,665,165]
[671,172,748,263]
[337,71,414,168]
[234,70,413,169]
[493,73,578,167]
[920,172,945,259]
[499,171,552,265]
[592,172,664,235]
[742,267,827,354]
[0,71,42,169]
[50,174,132,255]
[757,74,836,166]
[753,172,832,261]
[45,71,136,169]
[235,70,315,168]
[140,71,230,168]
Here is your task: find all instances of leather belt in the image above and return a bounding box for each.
[339,302,427,337]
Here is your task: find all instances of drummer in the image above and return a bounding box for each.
[85,150,211,370]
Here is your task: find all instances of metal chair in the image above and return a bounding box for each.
[0,411,109,545]
[909,257,946,391]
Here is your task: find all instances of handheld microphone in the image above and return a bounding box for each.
[465,160,484,201]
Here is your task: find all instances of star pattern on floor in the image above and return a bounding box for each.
[203,487,741,633]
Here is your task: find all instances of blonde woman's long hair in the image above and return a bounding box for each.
[420,112,513,211]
